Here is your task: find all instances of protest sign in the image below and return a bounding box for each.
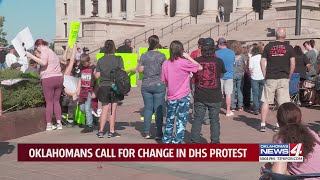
[11,27,34,57]
[68,22,81,48]
[1,79,25,86]
[96,53,137,87]
[63,75,79,94]
[138,48,170,80]
[115,53,138,87]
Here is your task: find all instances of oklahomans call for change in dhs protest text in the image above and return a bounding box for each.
[28,148,248,159]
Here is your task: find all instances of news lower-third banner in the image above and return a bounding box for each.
[17,144,303,162]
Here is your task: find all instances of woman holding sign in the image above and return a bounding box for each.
[26,39,63,131]
[138,35,166,140]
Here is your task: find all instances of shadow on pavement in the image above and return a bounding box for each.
[307,121,320,134]
[0,142,15,157]
[233,115,275,132]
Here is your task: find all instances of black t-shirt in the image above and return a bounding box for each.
[193,56,226,103]
[262,41,295,79]
[0,50,7,63]
[72,65,81,78]
[294,54,310,80]
[96,55,124,87]
[116,45,133,53]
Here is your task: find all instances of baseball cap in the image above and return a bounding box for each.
[11,62,22,69]
[217,37,227,44]
[203,38,215,48]
[124,39,132,44]
[8,45,15,50]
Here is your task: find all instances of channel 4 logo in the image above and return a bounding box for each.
[259,144,303,162]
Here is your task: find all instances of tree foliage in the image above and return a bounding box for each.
[0,16,8,47]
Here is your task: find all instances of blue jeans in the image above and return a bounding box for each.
[232,74,244,109]
[251,79,265,111]
[0,63,7,70]
[191,102,221,143]
[163,95,191,144]
[80,92,93,127]
[141,83,166,136]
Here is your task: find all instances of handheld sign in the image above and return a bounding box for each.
[11,27,34,57]
[138,48,170,80]
[96,53,138,87]
[115,53,138,87]
[68,22,81,48]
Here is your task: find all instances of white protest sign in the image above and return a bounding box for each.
[63,75,79,94]
[11,27,35,57]
[1,79,24,86]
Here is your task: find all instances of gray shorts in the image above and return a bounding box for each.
[221,79,233,95]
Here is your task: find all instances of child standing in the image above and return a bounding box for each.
[161,41,203,144]
[77,54,96,133]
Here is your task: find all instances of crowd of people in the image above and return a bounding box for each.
[1,27,320,177]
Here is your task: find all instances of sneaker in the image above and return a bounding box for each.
[259,126,266,132]
[108,132,121,138]
[46,124,57,131]
[231,108,236,112]
[226,112,234,117]
[57,123,63,130]
[238,107,244,111]
[81,126,94,133]
[273,126,280,132]
[144,134,151,139]
[92,110,99,117]
[253,111,259,115]
[96,131,105,138]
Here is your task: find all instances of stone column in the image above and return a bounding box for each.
[176,0,190,16]
[152,0,165,17]
[236,0,253,12]
[112,0,121,19]
[126,0,135,20]
[202,0,218,15]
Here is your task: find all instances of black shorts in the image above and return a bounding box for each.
[98,86,124,104]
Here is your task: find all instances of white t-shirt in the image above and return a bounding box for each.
[5,53,17,68]
[18,56,29,73]
[249,54,264,80]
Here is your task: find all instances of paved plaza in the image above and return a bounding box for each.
[1,82,320,180]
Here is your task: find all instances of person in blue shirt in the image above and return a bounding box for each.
[215,37,235,117]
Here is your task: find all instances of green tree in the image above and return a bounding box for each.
[0,16,8,47]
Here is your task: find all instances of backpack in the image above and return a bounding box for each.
[110,67,131,95]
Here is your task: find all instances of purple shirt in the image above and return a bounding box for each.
[161,58,199,101]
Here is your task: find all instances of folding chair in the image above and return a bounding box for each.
[272,73,301,111]
[261,169,320,180]
[289,73,301,106]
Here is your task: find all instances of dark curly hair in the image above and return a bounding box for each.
[274,102,316,158]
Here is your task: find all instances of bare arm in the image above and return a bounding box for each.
[26,52,48,66]
[183,52,203,71]
[271,162,290,175]
[64,46,76,75]
[137,65,144,73]
[94,72,101,79]
[289,57,295,78]
[261,57,267,79]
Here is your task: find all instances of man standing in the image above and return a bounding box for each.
[218,4,225,22]
[116,39,133,53]
[260,28,295,132]
[0,45,7,70]
[76,47,82,61]
[216,37,235,117]
[5,45,17,69]
[191,38,226,144]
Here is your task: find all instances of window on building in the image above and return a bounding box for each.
[64,23,67,38]
[64,3,67,15]
[107,0,112,13]
[121,0,126,12]
[80,0,85,15]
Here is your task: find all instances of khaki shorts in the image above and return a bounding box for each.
[221,79,233,95]
[261,79,290,106]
